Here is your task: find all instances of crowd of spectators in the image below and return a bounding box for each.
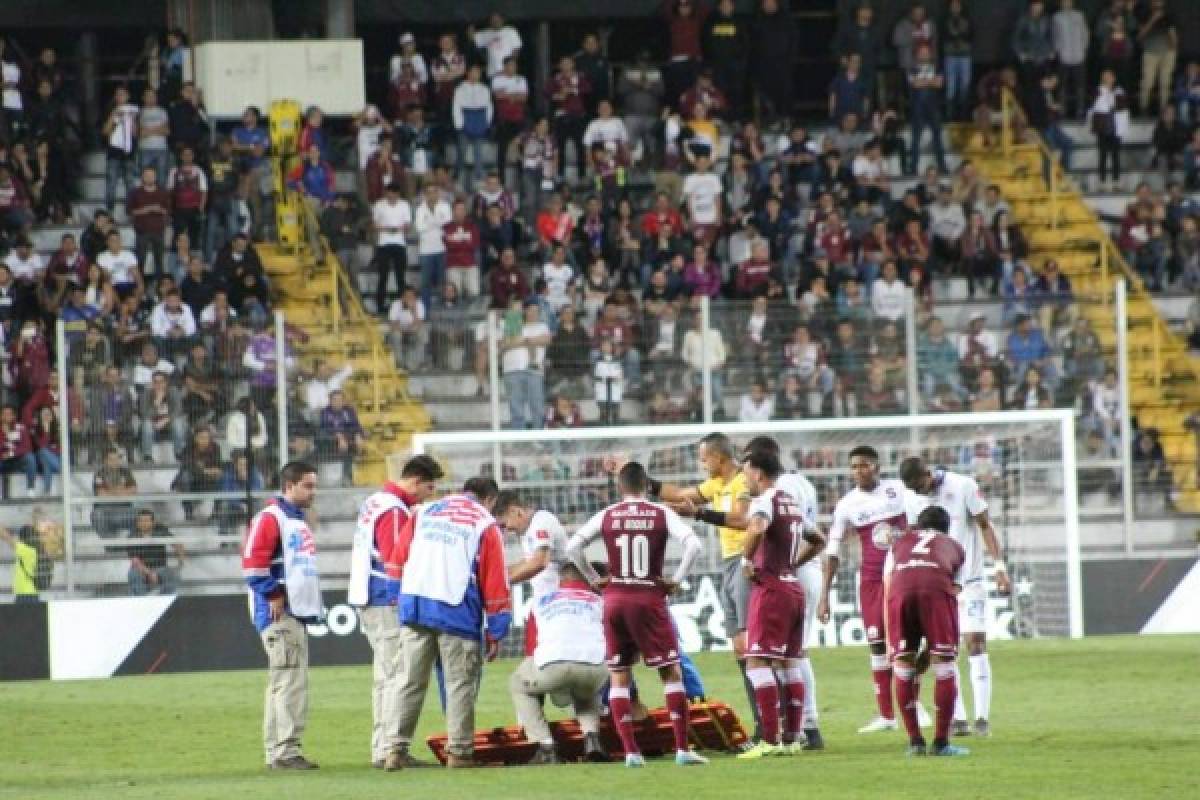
[1,4,1198,515]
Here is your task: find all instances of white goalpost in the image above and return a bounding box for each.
[412,410,1083,649]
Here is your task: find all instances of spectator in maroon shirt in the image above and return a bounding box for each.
[662,0,711,105]
[389,61,426,119]
[0,165,33,238]
[679,70,728,120]
[590,298,642,389]
[545,56,591,178]
[489,246,529,309]
[126,166,170,281]
[0,404,37,498]
[167,144,208,249]
[364,135,406,205]
[735,239,773,297]
[444,199,482,298]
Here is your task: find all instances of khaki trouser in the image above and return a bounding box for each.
[1141,49,1177,112]
[508,657,608,745]
[394,624,482,757]
[359,605,405,763]
[260,615,309,764]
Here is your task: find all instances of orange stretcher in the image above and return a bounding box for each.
[425,701,748,766]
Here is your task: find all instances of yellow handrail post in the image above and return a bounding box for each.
[1050,156,1059,230]
[331,250,340,337]
[1152,320,1162,388]
[1001,90,1011,159]
[1099,240,1109,305]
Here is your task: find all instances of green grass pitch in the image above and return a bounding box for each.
[2,635,1196,799]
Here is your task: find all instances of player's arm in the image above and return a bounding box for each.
[665,508,703,591]
[602,452,705,504]
[793,522,827,568]
[967,478,1010,594]
[817,507,847,623]
[508,546,550,584]
[973,508,1010,594]
[741,509,768,582]
[565,512,605,588]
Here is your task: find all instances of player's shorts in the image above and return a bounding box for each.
[859,579,885,645]
[887,591,960,661]
[745,578,806,660]
[958,579,988,635]
[795,564,822,649]
[720,556,752,637]
[603,590,681,669]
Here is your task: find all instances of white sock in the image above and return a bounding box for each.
[969,653,991,721]
[953,659,967,722]
[797,657,818,728]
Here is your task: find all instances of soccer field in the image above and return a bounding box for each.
[1,635,1196,800]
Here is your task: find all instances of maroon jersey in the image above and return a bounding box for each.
[571,498,697,594]
[747,488,805,583]
[886,529,966,599]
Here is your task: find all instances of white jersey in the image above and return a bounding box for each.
[775,471,822,581]
[531,583,605,668]
[827,478,908,583]
[904,469,989,583]
[522,509,569,602]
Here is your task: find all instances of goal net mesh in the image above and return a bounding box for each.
[414,416,1075,658]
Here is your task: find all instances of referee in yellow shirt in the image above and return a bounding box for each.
[1,525,45,603]
[632,432,764,743]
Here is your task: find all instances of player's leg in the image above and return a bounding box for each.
[887,597,924,753]
[859,579,896,732]
[387,624,439,768]
[508,658,563,764]
[657,662,707,764]
[722,556,762,741]
[797,567,823,748]
[607,667,644,766]
[928,593,969,757]
[960,581,991,735]
[737,655,784,758]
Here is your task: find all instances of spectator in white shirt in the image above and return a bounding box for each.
[491,56,530,182]
[414,182,453,308]
[501,300,552,430]
[132,341,176,391]
[928,184,967,271]
[3,238,43,282]
[680,154,723,245]
[541,245,575,313]
[372,182,412,314]
[681,312,727,412]
[96,229,143,299]
[387,286,429,372]
[871,260,908,321]
[474,12,522,78]
[581,99,630,174]
[1090,368,1121,450]
[149,288,197,358]
[453,64,493,192]
[593,338,624,425]
[738,379,774,423]
[389,32,429,85]
[304,359,354,418]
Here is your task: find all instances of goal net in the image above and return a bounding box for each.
[412,411,1082,658]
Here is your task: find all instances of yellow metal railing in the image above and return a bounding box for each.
[996,88,1195,390]
[294,196,392,413]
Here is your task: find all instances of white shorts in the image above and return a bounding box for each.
[796,563,822,649]
[958,580,988,635]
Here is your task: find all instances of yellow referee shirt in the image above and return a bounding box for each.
[697,471,750,560]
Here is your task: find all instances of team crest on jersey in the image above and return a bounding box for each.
[885,487,896,498]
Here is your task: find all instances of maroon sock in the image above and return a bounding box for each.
[609,687,640,755]
[664,682,690,751]
[893,665,921,742]
[746,668,780,744]
[934,663,957,744]
[782,675,806,738]
[871,652,895,719]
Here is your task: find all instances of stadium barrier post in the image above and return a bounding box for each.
[1060,412,1084,639]
[487,309,501,431]
[55,319,75,596]
[274,311,289,472]
[904,288,921,450]
[1115,280,1135,553]
[701,295,713,424]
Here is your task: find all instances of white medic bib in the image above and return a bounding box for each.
[401,496,489,606]
[348,491,408,607]
[262,505,324,620]
[532,586,605,668]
